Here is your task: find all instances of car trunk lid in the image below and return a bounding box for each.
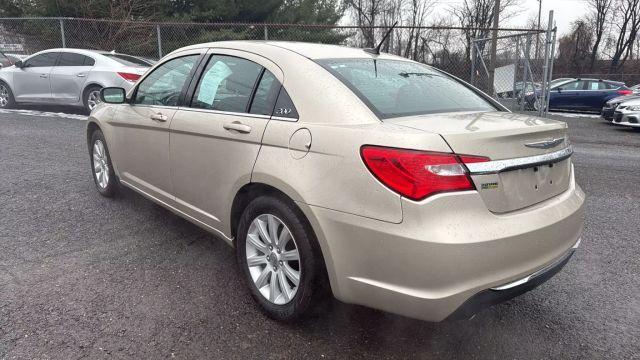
[386,111,572,213]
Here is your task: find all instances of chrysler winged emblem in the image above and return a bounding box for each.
[524,138,565,149]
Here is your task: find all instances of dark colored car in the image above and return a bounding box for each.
[526,78,633,112]
[602,94,640,121]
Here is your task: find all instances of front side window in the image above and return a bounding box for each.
[191,55,263,113]
[317,58,496,119]
[134,55,198,107]
[25,52,59,68]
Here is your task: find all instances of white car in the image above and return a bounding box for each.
[612,98,640,128]
[0,49,150,113]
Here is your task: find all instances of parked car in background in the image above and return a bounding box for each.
[86,41,584,322]
[497,81,540,99]
[612,97,640,128]
[525,78,632,112]
[630,84,640,93]
[601,94,640,121]
[0,49,149,113]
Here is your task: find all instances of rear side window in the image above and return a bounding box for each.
[587,81,609,90]
[317,58,495,119]
[58,52,92,67]
[191,55,263,113]
[134,55,198,107]
[24,52,59,68]
[249,70,281,116]
[559,81,586,90]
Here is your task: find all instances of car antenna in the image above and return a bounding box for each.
[364,21,398,55]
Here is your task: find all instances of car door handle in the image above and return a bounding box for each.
[150,113,168,122]
[76,74,86,78]
[39,74,48,78]
[223,121,252,133]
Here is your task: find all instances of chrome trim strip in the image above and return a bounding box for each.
[490,238,579,291]
[271,115,298,122]
[466,146,573,175]
[178,107,271,120]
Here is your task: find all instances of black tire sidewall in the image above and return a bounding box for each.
[90,130,117,197]
[0,81,15,109]
[236,195,325,321]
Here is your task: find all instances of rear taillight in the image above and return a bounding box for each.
[360,145,489,201]
[617,89,633,95]
[117,72,141,82]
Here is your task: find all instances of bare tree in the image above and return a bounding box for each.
[587,0,613,69]
[345,0,385,47]
[609,0,640,70]
[556,20,593,76]
[450,0,522,61]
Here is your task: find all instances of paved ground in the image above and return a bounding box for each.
[1,109,639,359]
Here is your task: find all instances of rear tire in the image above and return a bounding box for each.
[83,85,102,114]
[0,81,15,109]
[236,195,328,322]
[90,130,118,197]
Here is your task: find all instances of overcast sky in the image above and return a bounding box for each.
[431,0,589,35]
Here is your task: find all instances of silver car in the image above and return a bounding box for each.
[0,49,150,112]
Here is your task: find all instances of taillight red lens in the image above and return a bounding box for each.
[617,89,633,95]
[117,72,141,82]
[361,146,489,201]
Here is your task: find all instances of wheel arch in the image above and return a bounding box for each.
[86,120,101,152]
[229,181,336,294]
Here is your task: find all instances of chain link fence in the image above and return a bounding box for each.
[0,17,555,115]
[471,27,557,115]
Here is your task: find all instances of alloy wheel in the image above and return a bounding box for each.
[87,90,102,111]
[0,84,9,108]
[92,140,110,189]
[245,214,301,305]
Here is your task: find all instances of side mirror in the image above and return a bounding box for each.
[556,87,562,93]
[14,60,23,68]
[100,87,126,104]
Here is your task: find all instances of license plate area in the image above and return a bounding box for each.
[471,158,571,213]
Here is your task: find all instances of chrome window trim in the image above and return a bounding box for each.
[466,146,573,175]
[179,107,271,119]
[271,115,298,122]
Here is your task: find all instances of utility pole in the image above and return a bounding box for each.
[535,0,542,59]
[488,0,501,95]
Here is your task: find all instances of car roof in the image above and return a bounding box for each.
[171,40,407,61]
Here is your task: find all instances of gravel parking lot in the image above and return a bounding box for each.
[1,110,639,359]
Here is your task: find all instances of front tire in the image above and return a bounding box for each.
[236,195,327,321]
[90,130,118,197]
[0,81,15,109]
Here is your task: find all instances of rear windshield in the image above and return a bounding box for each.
[104,54,151,67]
[317,58,496,119]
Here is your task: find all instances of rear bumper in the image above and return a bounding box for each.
[446,239,578,320]
[302,166,585,322]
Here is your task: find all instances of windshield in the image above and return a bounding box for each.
[104,53,152,67]
[317,58,496,119]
